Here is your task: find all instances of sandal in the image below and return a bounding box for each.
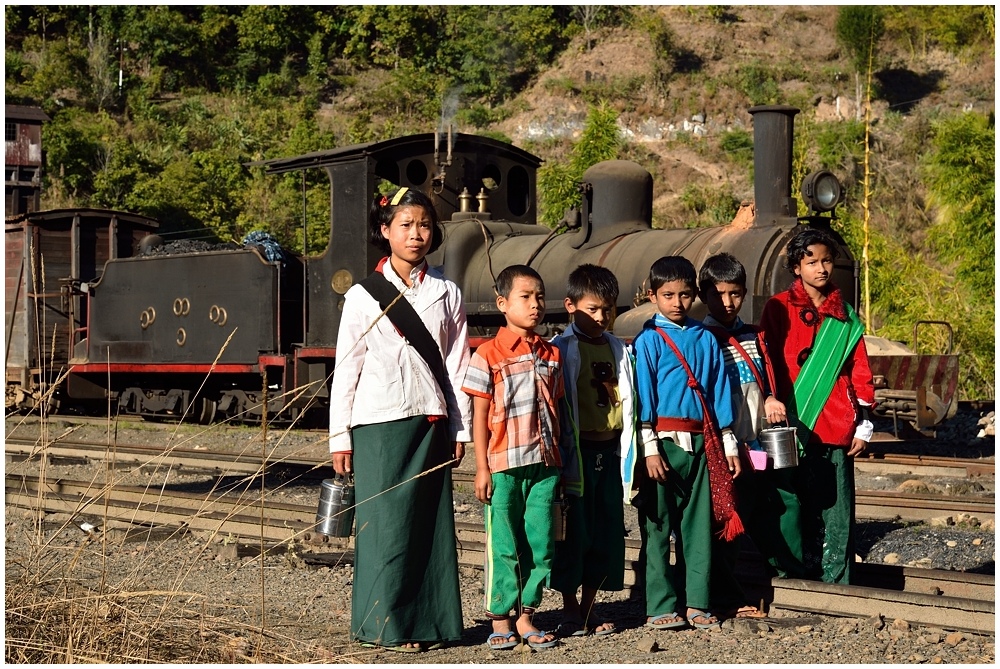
[359,642,424,653]
[485,631,518,651]
[646,613,687,630]
[687,609,721,630]
[728,605,767,619]
[521,630,559,649]
[590,620,617,636]
[556,620,589,637]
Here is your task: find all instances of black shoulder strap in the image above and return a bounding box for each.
[359,272,448,395]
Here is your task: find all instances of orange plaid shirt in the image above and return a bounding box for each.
[462,327,563,473]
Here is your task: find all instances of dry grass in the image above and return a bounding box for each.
[4,522,349,664]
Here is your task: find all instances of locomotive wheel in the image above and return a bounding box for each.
[195,397,218,425]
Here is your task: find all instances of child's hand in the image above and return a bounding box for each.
[475,468,493,504]
[645,454,669,482]
[453,442,465,468]
[846,437,867,457]
[764,396,787,424]
[727,454,742,479]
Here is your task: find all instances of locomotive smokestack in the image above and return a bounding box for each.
[749,105,799,227]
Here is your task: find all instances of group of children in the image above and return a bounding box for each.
[330,189,875,652]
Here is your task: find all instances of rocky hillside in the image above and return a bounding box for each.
[486,6,993,227]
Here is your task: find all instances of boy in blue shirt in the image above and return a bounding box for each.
[549,264,637,638]
[633,256,742,631]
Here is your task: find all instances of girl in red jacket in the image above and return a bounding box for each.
[760,227,875,584]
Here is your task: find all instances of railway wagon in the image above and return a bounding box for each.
[5,208,159,413]
[38,105,960,432]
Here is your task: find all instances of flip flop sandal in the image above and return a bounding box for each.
[385,645,424,653]
[556,620,589,637]
[732,606,768,619]
[591,621,617,636]
[485,631,518,651]
[687,609,721,630]
[646,613,687,630]
[522,630,559,649]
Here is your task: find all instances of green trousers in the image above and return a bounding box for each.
[550,444,625,594]
[637,435,711,617]
[797,445,855,584]
[710,466,806,611]
[484,463,559,616]
[351,417,462,645]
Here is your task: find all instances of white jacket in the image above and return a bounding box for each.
[329,260,472,453]
[551,323,638,503]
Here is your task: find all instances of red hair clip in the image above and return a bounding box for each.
[379,195,389,207]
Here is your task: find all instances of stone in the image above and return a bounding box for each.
[972,538,983,546]
[756,622,772,633]
[795,625,813,633]
[217,542,239,560]
[838,623,857,635]
[946,540,958,548]
[930,657,943,664]
[882,552,900,564]
[897,479,931,493]
[891,619,910,632]
[866,614,885,632]
[636,635,659,653]
[944,632,964,647]
[929,515,954,527]
[924,632,942,644]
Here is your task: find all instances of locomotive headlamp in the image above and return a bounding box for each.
[800,170,842,213]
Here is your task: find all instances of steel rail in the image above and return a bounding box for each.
[7,435,995,478]
[7,437,994,524]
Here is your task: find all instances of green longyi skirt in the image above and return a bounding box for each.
[350,416,462,645]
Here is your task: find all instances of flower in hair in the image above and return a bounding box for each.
[379,195,389,207]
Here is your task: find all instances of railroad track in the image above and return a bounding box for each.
[6,437,994,524]
[5,472,993,635]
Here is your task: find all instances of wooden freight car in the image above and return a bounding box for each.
[5,208,159,413]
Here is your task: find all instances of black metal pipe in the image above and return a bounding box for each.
[749,105,799,227]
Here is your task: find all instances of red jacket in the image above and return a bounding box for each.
[760,279,876,448]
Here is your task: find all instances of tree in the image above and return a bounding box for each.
[835,6,884,120]
[538,103,622,226]
[922,112,995,303]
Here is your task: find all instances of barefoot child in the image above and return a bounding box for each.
[760,228,875,584]
[549,264,637,638]
[462,265,563,651]
[633,256,743,632]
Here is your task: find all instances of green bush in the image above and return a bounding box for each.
[718,129,754,169]
[732,61,780,106]
[680,184,740,227]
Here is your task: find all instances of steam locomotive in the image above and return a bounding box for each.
[4,106,958,434]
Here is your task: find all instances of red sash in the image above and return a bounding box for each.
[654,327,744,541]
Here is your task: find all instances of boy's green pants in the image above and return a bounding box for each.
[637,435,711,617]
[710,466,805,612]
[484,463,559,616]
[549,444,625,593]
[797,445,855,584]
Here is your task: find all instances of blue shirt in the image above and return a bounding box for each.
[632,314,734,431]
